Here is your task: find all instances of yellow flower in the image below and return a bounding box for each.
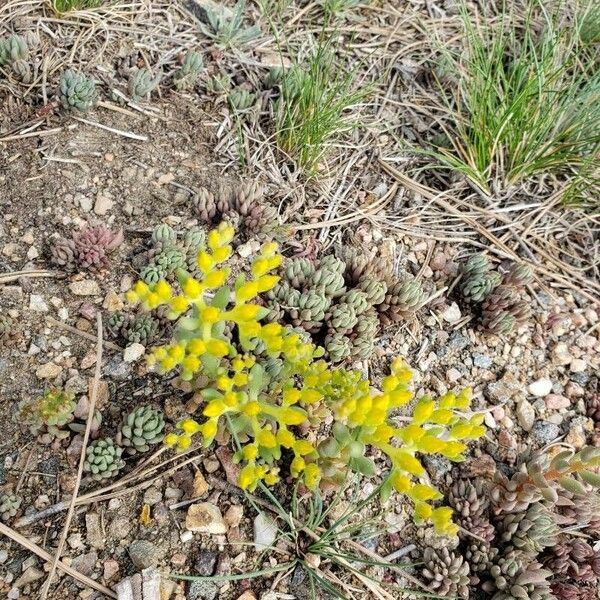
[408,484,441,502]
[239,463,258,490]
[243,444,258,460]
[414,502,433,521]
[412,397,435,424]
[243,401,261,416]
[391,472,411,492]
[212,245,232,263]
[176,434,192,451]
[179,419,202,433]
[206,339,230,356]
[264,470,279,486]
[182,277,203,299]
[304,463,321,488]
[181,355,200,374]
[256,428,277,448]
[279,407,307,426]
[293,440,314,456]
[204,269,228,288]
[200,419,218,440]
[230,304,261,321]
[170,296,189,313]
[236,281,259,303]
[394,452,426,476]
[203,399,227,417]
[255,275,279,293]
[164,433,179,447]
[251,257,270,277]
[277,429,295,448]
[260,241,278,256]
[431,507,458,536]
[155,280,172,301]
[290,456,306,476]
[197,251,214,273]
[187,339,207,355]
[201,306,221,324]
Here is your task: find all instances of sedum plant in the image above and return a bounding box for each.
[120,406,165,454]
[174,50,203,91]
[84,438,125,481]
[58,70,98,113]
[128,68,161,102]
[127,223,486,534]
[200,0,260,48]
[18,388,76,440]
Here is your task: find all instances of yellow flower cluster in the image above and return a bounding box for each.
[128,222,486,535]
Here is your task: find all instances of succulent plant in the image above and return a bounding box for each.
[50,224,123,271]
[107,312,162,346]
[192,187,218,222]
[140,263,167,285]
[73,224,124,270]
[206,72,232,94]
[199,0,261,47]
[324,331,352,363]
[447,479,495,542]
[339,289,369,316]
[461,271,502,303]
[285,258,316,289]
[11,59,31,83]
[378,277,424,324]
[0,315,13,340]
[421,547,470,598]
[501,502,557,554]
[484,557,554,600]
[552,582,598,600]
[326,302,358,334]
[229,88,255,111]
[1,34,28,63]
[319,255,346,275]
[350,311,379,359]
[0,494,22,521]
[290,290,332,332]
[84,438,125,481]
[464,541,499,576]
[155,247,186,272]
[481,285,531,334]
[128,68,161,101]
[311,267,346,298]
[502,263,533,287]
[174,50,203,91]
[356,277,387,305]
[544,539,600,583]
[232,182,278,232]
[152,223,177,247]
[462,253,491,279]
[184,226,206,253]
[555,489,600,534]
[120,406,165,454]
[59,70,98,113]
[18,389,76,440]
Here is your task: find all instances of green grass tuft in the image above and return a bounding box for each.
[52,0,104,11]
[425,1,600,199]
[274,36,371,174]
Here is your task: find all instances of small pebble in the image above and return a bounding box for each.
[527,378,552,398]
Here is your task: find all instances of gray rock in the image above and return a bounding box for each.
[188,580,218,600]
[104,356,131,380]
[448,332,470,352]
[194,550,217,576]
[128,540,163,570]
[70,551,97,578]
[570,372,589,386]
[531,421,561,445]
[516,400,535,432]
[472,353,492,369]
[422,454,452,480]
[253,513,278,551]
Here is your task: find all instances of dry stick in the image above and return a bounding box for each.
[0,522,116,599]
[46,316,123,352]
[40,314,104,600]
[379,161,600,304]
[71,116,148,141]
[0,269,61,284]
